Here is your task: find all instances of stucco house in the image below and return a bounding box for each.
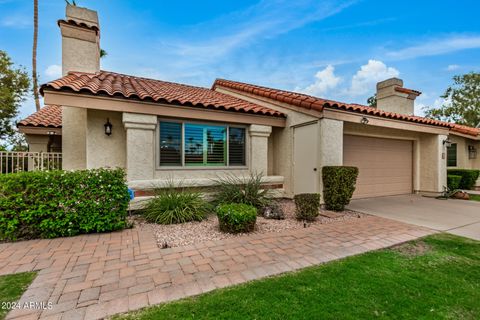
[18,5,480,204]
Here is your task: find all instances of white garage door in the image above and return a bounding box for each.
[343,135,413,199]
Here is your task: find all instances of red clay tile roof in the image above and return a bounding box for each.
[40,71,285,118]
[395,87,421,96]
[58,19,99,34]
[18,105,62,128]
[213,79,480,137]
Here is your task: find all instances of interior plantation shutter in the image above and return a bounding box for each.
[159,121,182,166]
[228,127,246,166]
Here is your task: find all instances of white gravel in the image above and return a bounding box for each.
[130,199,365,248]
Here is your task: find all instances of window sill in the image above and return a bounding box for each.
[155,166,249,171]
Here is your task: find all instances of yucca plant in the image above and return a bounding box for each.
[143,184,212,225]
[212,172,271,209]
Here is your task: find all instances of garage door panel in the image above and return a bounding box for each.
[344,135,413,198]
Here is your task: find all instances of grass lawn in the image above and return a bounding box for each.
[116,234,480,320]
[469,194,480,202]
[0,272,36,320]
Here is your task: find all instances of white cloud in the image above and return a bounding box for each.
[446,64,460,71]
[348,60,399,96]
[45,65,62,79]
[295,65,341,96]
[1,14,31,28]
[386,35,480,60]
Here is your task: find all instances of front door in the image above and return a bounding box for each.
[293,123,318,195]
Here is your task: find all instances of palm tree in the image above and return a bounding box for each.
[32,0,40,111]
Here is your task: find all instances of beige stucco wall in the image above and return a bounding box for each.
[62,107,87,170]
[25,134,49,153]
[448,135,480,169]
[86,110,126,169]
[317,118,343,197]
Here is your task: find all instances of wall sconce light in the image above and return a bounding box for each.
[46,131,56,136]
[104,118,112,136]
[443,138,452,148]
[360,116,369,125]
[468,145,477,159]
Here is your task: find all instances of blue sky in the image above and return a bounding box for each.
[1,0,479,120]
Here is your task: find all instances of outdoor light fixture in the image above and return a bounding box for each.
[46,131,56,135]
[104,118,112,136]
[360,116,369,125]
[468,145,477,159]
[443,138,452,148]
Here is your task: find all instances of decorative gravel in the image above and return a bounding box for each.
[131,199,366,248]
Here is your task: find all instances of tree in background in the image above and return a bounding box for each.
[367,94,377,108]
[425,72,480,127]
[32,0,40,111]
[0,51,30,142]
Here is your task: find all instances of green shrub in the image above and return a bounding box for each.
[216,203,257,233]
[212,173,271,209]
[294,193,320,221]
[144,186,211,224]
[447,175,462,191]
[322,166,359,211]
[447,169,480,190]
[0,168,129,241]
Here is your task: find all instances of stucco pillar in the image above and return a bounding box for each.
[318,118,344,199]
[437,134,448,192]
[249,125,272,175]
[122,113,157,181]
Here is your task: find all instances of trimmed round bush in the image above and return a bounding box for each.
[294,193,320,221]
[322,166,359,211]
[144,187,211,225]
[216,203,257,233]
[447,174,462,191]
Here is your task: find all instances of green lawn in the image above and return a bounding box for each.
[117,234,480,320]
[469,194,480,202]
[0,272,36,320]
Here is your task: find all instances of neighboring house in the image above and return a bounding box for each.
[20,4,480,201]
[17,105,62,153]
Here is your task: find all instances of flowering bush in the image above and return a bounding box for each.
[0,168,129,240]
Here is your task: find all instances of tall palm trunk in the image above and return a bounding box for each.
[32,0,40,111]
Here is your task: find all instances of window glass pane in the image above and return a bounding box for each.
[447,143,457,167]
[184,124,226,166]
[184,124,204,166]
[229,127,246,166]
[206,126,226,165]
[159,122,181,166]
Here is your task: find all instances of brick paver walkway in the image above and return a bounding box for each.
[0,216,434,320]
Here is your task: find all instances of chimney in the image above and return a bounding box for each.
[59,4,100,76]
[59,4,100,171]
[376,78,421,115]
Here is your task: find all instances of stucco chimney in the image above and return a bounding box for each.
[59,4,100,170]
[376,78,421,115]
[59,4,100,75]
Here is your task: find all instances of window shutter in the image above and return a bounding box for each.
[229,127,246,166]
[159,122,182,166]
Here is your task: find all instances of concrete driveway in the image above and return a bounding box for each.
[348,194,480,240]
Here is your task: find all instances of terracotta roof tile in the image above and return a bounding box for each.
[57,19,99,34]
[18,105,62,128]
[213,79,480,137]
[394,86,421,96]
[40,71,285,118]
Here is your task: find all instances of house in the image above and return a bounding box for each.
[19,4,480,203]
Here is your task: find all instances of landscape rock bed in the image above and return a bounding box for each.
[131,199,365,248]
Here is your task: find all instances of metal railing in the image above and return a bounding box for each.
[0,152,62,174]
